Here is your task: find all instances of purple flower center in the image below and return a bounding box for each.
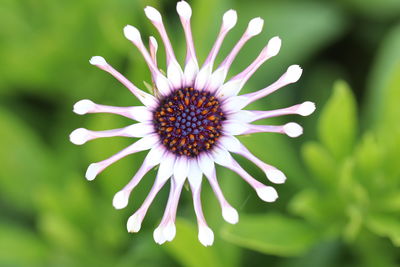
[153,87,225,157]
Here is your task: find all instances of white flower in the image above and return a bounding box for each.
[70,1,315,247]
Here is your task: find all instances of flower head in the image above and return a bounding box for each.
[70,1,315,246]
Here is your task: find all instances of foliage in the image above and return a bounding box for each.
[0,0,399,266]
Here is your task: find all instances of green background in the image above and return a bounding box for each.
[1,0,400,266]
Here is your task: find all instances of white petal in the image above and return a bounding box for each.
[219,135,241,151]
[118,145,165,198]
[212,146,233,166]
[265,36,282,57]
[212,146,279,202]
[126,106,153,122]
[157,154,176,182]
[198,226,214,246]
[217,79,242,98]
[112,190,129,209]
[226,110,254,123]
[124,123,154,137]
[283,122,303,137]
[222,95,249,113]
[247,17,264,36]
[176,1,192,19]
[194,65,212,90]
[73,99,94,115]
[167,60,184,88]
[223,121,250,136]
[173,157,189,184]
[83,135,159,181]
[155,75,172,96]
[222,206,239,224]
[220,135,287,184]
[223,10,237,30]
[85,163,101,181]
[123,25,141,43]
[134,134,160,150]
[144,6,162,22]
[266,169,286,184]
[89,53,158,108]
[89,56,107,66]
[187,160,203,190]
[127,213,142,233]
[297,101,316,116]
[145,144,166,164]
[69,128,89,145]
[184,59,199,86]
[256,186,278,202]
[208,67,226,91]
[240,65,304,106]
[163,221,176,242]
[149,36,158,51]
[284,65,303,83]
[153,227,167,244]
[198,154,239,224]
[197,153,214,177]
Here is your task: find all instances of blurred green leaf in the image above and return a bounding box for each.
[163,218,223,267]
[38,213,88,253]
[366,23,400,127]
[378,193,400,213]
[344,0,400,19]
[288,189,323,223]
[0,107,55,212]
[372,65,400,176]
[343,205,363,242]
[318,80,357,160]
[379,65,400,129]
[367,214,400,246]
[353,231,399,267]
[221,213,319,256]
[302,141,337,185]
[0,222,49,266]
[354,133,383,178]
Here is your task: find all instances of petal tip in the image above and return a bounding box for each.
[113,190,129,210]
[149,36,158,50]
[266,169,286,184]
[89,56,107,66]
[297,101,316,116]
[124,25,141,43]
[144,6,162,22]
[69,128,89,145]
[283,122,303,138]
[73,99,94,115]
[256,186,278,202]
[153,227,166,244]
[247,17,264,36]
[222,206,239,224]
[176,1,192,19]
[198,226,214,246]
[127,213,142,233]
[285,65,303,83]
[265,36,281,57]
[163,222,176,242]
[85,163,100,181]
[223,9,237,29]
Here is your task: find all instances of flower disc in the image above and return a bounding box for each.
[153,87,225,157]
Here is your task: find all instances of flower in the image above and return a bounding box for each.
[70,1,315,246]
